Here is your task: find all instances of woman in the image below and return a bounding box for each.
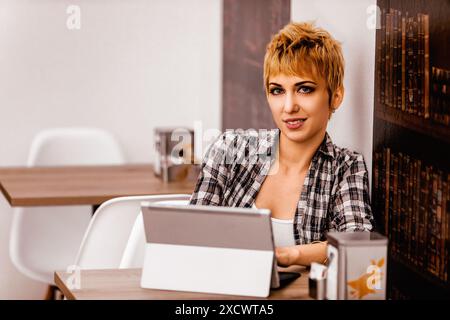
[189,22,374,267]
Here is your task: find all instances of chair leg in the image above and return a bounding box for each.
[44,285,55,300]
[44,285,64,300]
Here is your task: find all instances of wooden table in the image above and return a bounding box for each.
[0,164,196,207]
[54,266,311,300]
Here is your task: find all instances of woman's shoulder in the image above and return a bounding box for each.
[330,142,367,175]
[334,145,365,163]
[320,133,365,164]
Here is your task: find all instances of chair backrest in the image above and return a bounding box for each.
[9,127,124,284]
[75,194,191,270]
[28,127,124,166]
[119,198,191,269]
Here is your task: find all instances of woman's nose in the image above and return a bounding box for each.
[283,92,300,113]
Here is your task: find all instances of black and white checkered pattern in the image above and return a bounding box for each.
[189,129,374,244]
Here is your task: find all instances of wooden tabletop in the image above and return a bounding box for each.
[54,266,311,300]
[0,164,196,206]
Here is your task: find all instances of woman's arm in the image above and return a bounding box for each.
[330,153,374,231]
[275,154,376,267]
[275,154,375,267]
[275,242,327,267]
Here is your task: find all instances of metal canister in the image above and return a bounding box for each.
[154,127,198,182]
[326,232,388,300]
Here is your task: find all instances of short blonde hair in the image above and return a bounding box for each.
[263,22,345,105]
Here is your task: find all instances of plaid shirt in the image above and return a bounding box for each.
[189,129,374,244]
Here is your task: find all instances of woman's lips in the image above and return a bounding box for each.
[284,118,307,130]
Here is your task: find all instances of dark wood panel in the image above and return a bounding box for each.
[222,0,290,130]
[375,104,450,144]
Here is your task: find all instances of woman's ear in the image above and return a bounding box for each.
[331,86,344,111]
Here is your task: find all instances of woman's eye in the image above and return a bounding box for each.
[298,86,314,94]
[270,88,284,95]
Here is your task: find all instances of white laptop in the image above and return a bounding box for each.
[139,203,300,298]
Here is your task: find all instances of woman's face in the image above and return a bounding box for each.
[267,73,340,145]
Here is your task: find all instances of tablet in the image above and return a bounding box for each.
[140,203,300,296]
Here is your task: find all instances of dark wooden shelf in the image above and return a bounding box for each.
[389,255,450,294]
[375,105,450,144]
[373,0,450,300]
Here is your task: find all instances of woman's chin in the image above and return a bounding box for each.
[280,128,310,144]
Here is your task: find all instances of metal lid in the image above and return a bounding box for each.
[154,127,194,133]
[327,232,388,247]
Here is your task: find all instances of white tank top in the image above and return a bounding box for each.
[252,203,296,247]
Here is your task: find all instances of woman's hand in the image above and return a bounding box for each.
[275,242,328,267]
[275,246,301,267]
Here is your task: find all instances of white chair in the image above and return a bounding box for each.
[9,128,124,285]
[75,194,191,270]
[119,198,191,269]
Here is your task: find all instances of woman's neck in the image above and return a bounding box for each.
[276,129,326,174]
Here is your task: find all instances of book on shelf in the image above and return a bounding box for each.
[380,8,386,105]
[401,15,406,111]
[417,14,423,117]
[423,13,430,119]
[406,15,415,114]
[391,285,411,299]
[431,67,450,126]
[377,9,443,125]
[392,8,398,110]
[384,148,391,236]
[373,148,449,284]
[417,165,429,269]
[385,11,392,107]
[398,11,403,111]
[412,18,419,115]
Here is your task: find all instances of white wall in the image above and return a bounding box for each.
[0,0,222,299]
[291,0,376,180]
